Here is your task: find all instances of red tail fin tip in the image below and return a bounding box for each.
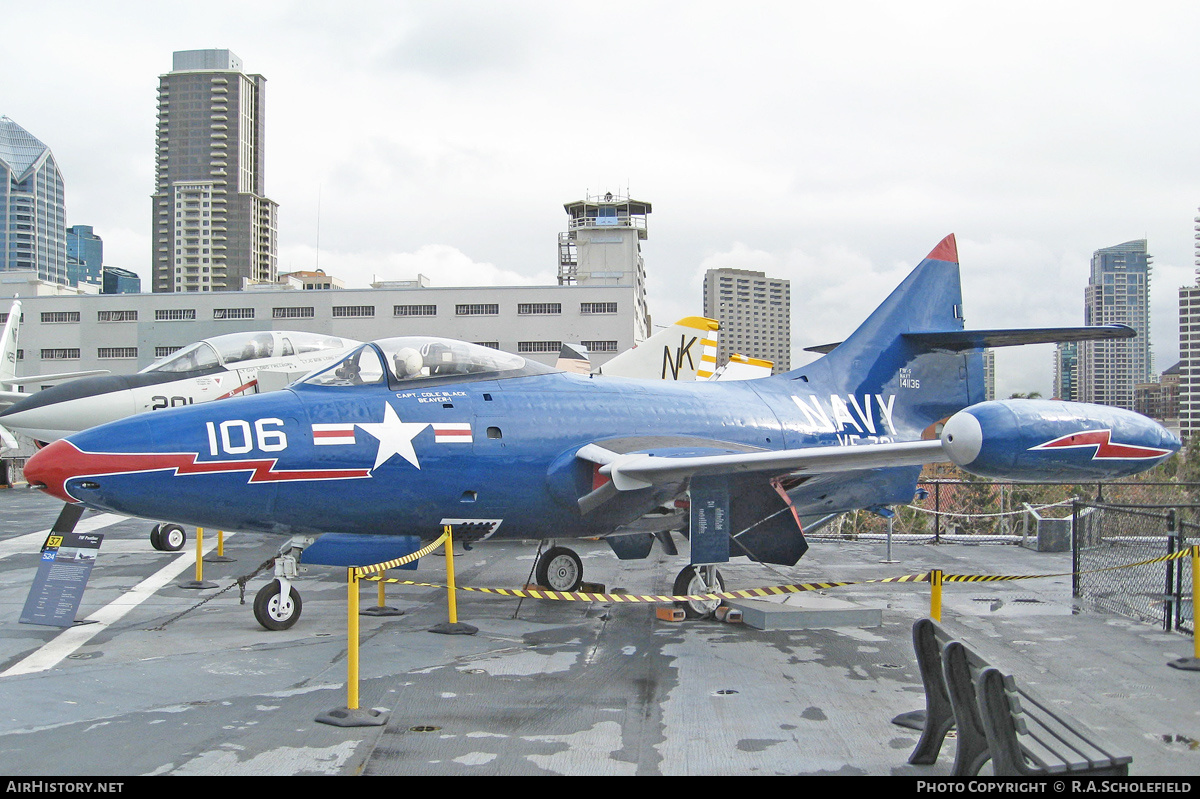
[926,234,958,263]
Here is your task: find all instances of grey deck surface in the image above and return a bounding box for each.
[0,488,1195,776]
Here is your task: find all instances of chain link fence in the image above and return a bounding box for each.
[810,479,1200,543]
[805,477,1198,637]
[1071,502,1197,635]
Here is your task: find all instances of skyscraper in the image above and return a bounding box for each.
[152,49,278,293]
[1178,210,1200,442]
[1054,341,1079,401]
[1077,239,1152,410]
[702,268,791,373]
[0,116,66,284]
[66,224,103,288]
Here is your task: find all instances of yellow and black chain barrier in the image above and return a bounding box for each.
[355,547,1195,605]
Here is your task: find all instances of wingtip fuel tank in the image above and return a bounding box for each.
[941,399,1180,482]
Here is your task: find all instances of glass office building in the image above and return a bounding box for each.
[67,224,103,288]
[1078,239,1152,410]
[0,116,67,284]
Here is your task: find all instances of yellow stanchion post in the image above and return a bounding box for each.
[180,526,215,589]
[314,568,387,726]
[361,568,403,617]
[205,529,235,563]
[195,527,203,582]
[430,524,477,636]
[445,525,458,624]
[930,569,943,622]
[348,567,359,711]
[1170,546,1200,671]
[1193,546,1199,662]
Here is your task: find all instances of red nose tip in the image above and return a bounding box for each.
[23,439,84,503]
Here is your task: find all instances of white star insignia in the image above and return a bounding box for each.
[356,403,430,471]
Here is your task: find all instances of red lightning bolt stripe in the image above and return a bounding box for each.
[28,439,371,503]
[1029,430,1172,460]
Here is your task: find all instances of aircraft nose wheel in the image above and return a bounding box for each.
[673,565,725,619]
[535,546,584,592]
[253,579,303,631]
[150,523,187,552]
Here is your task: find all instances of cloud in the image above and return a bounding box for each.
[279,243,556,290]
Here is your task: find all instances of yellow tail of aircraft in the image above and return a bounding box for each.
[555,317,774,381]
[594,317,720,380]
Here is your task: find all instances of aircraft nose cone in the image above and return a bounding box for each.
[24,439,85,503]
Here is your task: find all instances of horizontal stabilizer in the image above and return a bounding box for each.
[904,325,1134,352]
[805,324,1134,356]
[711,353,773,380]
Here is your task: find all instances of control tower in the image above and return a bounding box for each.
[559,192,651,340]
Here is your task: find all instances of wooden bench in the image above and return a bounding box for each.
[905,617,1131,777]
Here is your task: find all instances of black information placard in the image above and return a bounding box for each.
[19,531,103,627]
[688,475,731,565]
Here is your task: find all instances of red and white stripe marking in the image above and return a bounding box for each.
[312,423,356,445]
[433,423,472,443]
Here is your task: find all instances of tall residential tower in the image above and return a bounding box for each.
[1077,239,1152,410]
[702,268,791,374]
[152,49,278,293]
[1179,209,1200,442]
[0,117,66,284]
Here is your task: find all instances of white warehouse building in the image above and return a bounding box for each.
[0,280,643,384]
[2,191,657,386]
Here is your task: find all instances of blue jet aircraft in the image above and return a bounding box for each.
[24,236,1181,629]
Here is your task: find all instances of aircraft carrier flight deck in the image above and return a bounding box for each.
[0,487,1196,777]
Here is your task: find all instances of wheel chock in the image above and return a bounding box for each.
[656,605,685,622]
[715,606,743,624]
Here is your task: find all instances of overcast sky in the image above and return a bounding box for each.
[5,1,1199,397]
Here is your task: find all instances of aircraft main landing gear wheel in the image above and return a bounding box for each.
[150,523,187,552]
[254,579,303,631]
[673,565,725,619]
[535,546,583,592]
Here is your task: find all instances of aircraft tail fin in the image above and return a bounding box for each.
[596,317,720,381]
[778,235,1137,437]
[0,299,20,388]
[776,235,977,436]
[555,343,591,375]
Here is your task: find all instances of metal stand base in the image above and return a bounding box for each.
[430,622,478,635]
[178,580,218,590]
[1168,657,1200,671]
[891,709,926,730]
[315,707,389,727]
[362,606,404,617]
[204,555,235,563]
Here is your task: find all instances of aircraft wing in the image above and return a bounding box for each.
[4,370,110,385]
[577,439,946,491]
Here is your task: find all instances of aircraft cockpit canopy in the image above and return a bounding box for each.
[143,331,353,374]
[302,336,558,388]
